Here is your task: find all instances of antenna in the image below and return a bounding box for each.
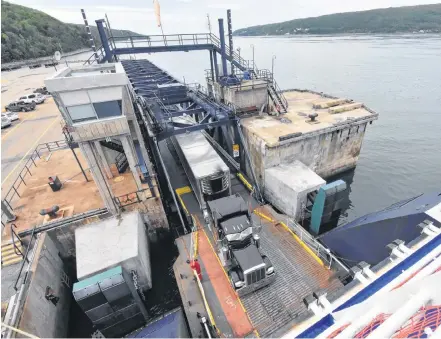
[207,14,212,34]
[81,9,99,63]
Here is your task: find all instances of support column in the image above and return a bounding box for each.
[213,51,219,81]
[209,50,215,82]
[227,9,234,74]
[131,118,156,196]
[218,18,228,78]
[120,136,143,190]
[79,142,118,215]
[94,141,113,179]
[95,19,112,63]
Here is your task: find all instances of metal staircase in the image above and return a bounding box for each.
[100,140,124,153]
[100,140,129,173]
[267,80,288,113]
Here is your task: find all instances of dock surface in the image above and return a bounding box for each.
[241,90,377,146]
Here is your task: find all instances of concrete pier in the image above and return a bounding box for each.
[241,89,378,188]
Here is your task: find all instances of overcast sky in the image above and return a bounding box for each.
[8,0,440,34]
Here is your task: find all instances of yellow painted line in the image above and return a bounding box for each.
[192,230,199,259]
[237,172,253,191]
[1,117,59,186]
[1,113,36,140]
[193,270,221,336]
[253,209,326,268]
[175,186,192,216]
[177,195,189,216]
[202,229,259,337]
[1,322,40,339]
[176,186,192,195]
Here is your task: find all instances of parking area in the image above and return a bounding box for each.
[1,67,63,187]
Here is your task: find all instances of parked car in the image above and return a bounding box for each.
[18,93,45,104]
[33,87,50,96]
[1,115,12,128]
[5,100,36,112]
[4,111,19,121]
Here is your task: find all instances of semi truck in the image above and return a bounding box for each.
[207,194,275,296]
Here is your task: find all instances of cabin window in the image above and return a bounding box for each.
[93,100,122,119]
[67,104,96,123]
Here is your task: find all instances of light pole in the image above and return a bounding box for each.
[272,55,276,81]
[250,44,255,70]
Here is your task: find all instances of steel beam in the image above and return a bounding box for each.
[187,91,230,119]
[168,108,205,118]
[156,118,234,141]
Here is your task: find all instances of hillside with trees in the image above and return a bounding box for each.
[234,4,441,36]
[1,1,140,63]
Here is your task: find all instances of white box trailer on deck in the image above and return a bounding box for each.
[171,126,231,210]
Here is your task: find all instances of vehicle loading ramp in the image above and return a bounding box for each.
[159,123,343,337]
[238,206,343,337]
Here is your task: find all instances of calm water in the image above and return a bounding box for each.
[143,34,441,223]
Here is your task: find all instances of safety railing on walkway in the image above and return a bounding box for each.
[9,224,27,262]
[83,46,105,65]
[109,33,256,71]
[12,224,38,291]
[254,209,348,273]
[204,67,288,112]
[110,33,212,49]
[1,140,69,231]
[284,218,349,272]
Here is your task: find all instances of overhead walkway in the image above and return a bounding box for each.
[89,18,289,113]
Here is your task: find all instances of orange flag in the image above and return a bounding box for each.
[153,0,161,27]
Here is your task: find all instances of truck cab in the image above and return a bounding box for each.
[207,194,275,296]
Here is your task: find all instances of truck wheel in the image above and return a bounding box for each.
[229,275,236,290]
[229,270,240,290]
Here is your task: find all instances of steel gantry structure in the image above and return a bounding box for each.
[89,11,266,213]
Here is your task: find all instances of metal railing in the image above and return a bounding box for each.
[113,188,154,209]
[1,140,69,230]
[12,225,38,291]
[204,67,288,111]
[9,224,27,262]
[83,46,105,65]
[115,152,128,172]
[108,33,256,71]
[110,33,211,49]
[284,219,349,272]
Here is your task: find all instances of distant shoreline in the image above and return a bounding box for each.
[2,48,92,69]
[233,32,440,38]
